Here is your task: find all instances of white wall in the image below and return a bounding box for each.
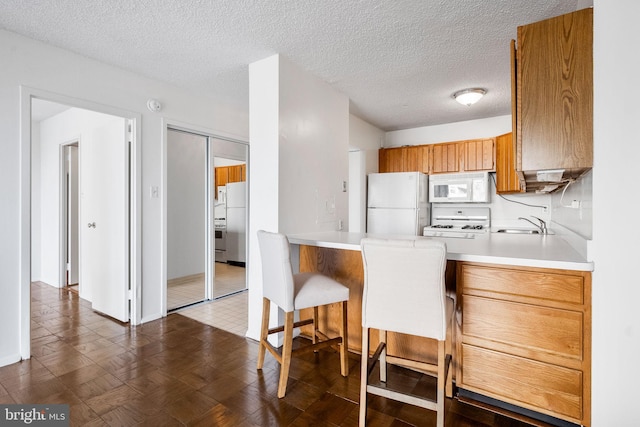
[592,2,640,425]
[0,29,247,366]
[349,114,384,232]
[278,56,349,234]
[33,108,117,288]
[385,115,512,147]
[247,55,282,341]
[247,54,349,340]
[166,129,207,280]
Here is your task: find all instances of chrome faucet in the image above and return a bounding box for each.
[518,216,548,234]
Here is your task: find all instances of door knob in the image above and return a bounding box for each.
[88,222,96,228]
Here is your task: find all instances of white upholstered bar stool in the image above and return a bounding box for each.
[256,230,350,398]
[359,238,453,427]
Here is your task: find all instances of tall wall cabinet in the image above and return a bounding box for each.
[514,8,593,190]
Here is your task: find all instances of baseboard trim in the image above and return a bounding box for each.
[457,389,579,427]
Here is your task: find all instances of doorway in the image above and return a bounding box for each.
[29,96,138,327]
[62,142,79,292]
[166,126,248,323]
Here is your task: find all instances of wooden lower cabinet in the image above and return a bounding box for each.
[296,246,591,426]
[457,262,591,426]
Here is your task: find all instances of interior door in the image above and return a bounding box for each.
[81,116,130,322]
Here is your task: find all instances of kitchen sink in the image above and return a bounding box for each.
[495,229,540,234]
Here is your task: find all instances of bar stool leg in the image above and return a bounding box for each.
[339,301,349,376]
[257,297,270,370]
[312,306,319,350]
[359,327,370,427]
[437,340,445,427]
[277,311,295,398]
[379,329,387,383]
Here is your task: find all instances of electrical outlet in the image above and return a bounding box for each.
[571,200,581,209]
[543,205,548,213]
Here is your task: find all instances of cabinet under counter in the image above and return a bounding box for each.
[456,262,591,426]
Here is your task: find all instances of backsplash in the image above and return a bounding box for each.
[551,169,593,239]
[439,174,552,229]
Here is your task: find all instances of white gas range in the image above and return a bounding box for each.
[214,204,227,262]
[423,206,491,239]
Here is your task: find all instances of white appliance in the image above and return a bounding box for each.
[217,186,226,203]
[366,172,430,235]
[428,171,490,203]
[214,203,227,262]
[423,206,491,239]
[226,181,246,265]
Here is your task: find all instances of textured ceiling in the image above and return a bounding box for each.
[0,1,582,131]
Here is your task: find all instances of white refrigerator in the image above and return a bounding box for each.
[225,181,246,264]
[366,172,430,235]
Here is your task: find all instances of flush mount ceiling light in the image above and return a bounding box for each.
[453,88,487,106]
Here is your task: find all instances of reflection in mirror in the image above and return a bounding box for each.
[212,137,248,299]
[167,129,208,310]
[166,130,248,336]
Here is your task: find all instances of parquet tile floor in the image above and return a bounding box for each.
[0,281,553,426]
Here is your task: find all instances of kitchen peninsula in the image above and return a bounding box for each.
[289,231,592,426]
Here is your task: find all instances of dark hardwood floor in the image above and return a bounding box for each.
[0,282,552,426]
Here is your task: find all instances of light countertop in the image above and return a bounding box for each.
[287,231,594,272]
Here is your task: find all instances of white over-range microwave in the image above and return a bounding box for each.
[428,171,490,203]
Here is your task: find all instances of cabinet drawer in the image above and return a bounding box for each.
[460,344,583,422]
[460,264,584,305]
[463,295,583,361]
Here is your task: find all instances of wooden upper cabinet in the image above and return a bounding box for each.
[430,142,461,174]
[510,39,519,172]
[215,166,229,191]
[516,8,593,174]
[463,139,495,172]
[227,164,245,183]
[379,140,496,174]
[379,146,430,173]
[495,133,522,194]
[378,147,404,173]
[215,164,246,196]
[404,145,429,173]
